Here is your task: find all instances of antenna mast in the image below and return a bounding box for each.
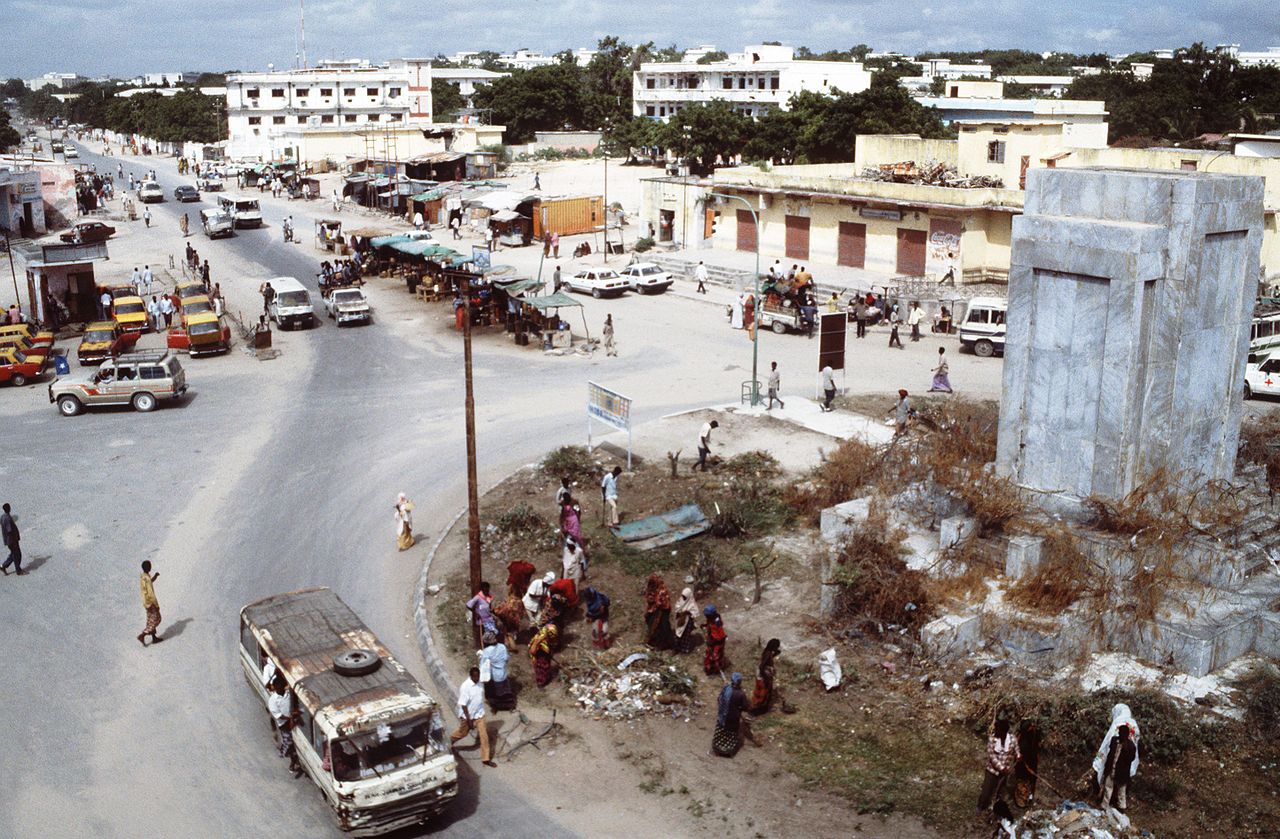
[299,0,307,69]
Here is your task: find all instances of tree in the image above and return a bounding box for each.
[601,116,658,160]
[1,78,25,100]
[472,63,585,143]
[432,81,466,123]
[788,78,948,163]
[0,110,20,152]
[696,51,729,65]
[654,101,751,173]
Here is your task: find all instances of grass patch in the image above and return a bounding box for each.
[434,596,471,658]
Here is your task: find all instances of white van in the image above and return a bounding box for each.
[959,296,1007,358]
[219,195,262,228]
[267,276,316,329]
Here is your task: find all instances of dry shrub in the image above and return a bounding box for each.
[1006,529,1097,614]
[951,468,1027,536]
[785,438,883,523]
[1237,412,1280,471]
[926,535,1001,606]
[1085,468,1247,538]
[829,502,931,632]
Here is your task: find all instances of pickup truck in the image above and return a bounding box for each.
[757,301,811,335]
[324,286,372,326]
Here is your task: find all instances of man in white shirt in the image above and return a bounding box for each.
[767,361,785,410]
[146,296,160,332]
[450,666,495,766]
[695,261,708,294]
[694,419,719,472]
[908,301,924,342]
[601,466,622,526]
[821,365,837,412]
[158,294,175,329]
[131,267,143,295]
[267,677,302,774]
[141,265,154,295]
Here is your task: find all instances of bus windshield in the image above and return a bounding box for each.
[331,712,443,782]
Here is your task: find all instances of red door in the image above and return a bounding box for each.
[837,222,866,268]
[735,209,756,252]
[785,215,810,260]
[896,228,927,276]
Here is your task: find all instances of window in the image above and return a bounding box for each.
[647,78,655,89]
[387,113,402,121]
[343,87,355,96]
[344,114,357,123]
[770,76,779,90]
[722,77,732,89]
[950,85,959,97]
[646,105,655,116]
[320,114,334,124]
[739,77,746,89]
[1181,159,1197,171]
[296,88,309,97]
[247,116,261,125]
[389,87,401,97]
[246,88,259,98]
[271,88,285,97]
[239,617,259,656]
[272,116,285,125]
[987,141,1005,164]
[140,365,164,380]
[367,87,378,96]
[368,113,380,122]
[320,87,332,97]
[297,116,307,124]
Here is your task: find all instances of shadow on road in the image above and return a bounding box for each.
[23,554,52,573]
[163,617,194,641]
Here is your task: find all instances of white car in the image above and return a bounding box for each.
[137,181,164,203]
[324,286,372,326]
[565,268,630,299]
[621,262,673,294]
[1245,353,1280,399]
[63,145,79,159]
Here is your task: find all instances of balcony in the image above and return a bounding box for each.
[633,87,784,104]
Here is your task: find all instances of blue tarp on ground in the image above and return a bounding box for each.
[609,504,710,551]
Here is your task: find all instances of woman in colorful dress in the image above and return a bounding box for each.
[703,605,728,675]
[529,623,559,688]
[583,587,611,649]
[395,492,415,550]
[642,573,675,650]
[750,638,781,714]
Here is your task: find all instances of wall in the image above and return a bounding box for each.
[959,123,1072,187]
[854,135,959,170]
[639,177,712,245]
[944,80,1004,98]
[1234,140,1280,159]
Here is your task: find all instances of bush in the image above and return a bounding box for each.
[633,236,655,253]
[1005,529,1095,613]
[495,502,544,535]
[540,445,600,486]
[829,504,931,632]
[1236,664,1280,740]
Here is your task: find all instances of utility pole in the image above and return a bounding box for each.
[602,151,609,262]
[461,272,483,649]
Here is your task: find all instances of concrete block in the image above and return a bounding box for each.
[820,497,870,542]
[1005,535,1044,578]
[939,516,975,550]
[920,612,982,660]
[1255,613,1280,658]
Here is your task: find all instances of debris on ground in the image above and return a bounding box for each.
[861,159,1005,189]
[1008,801,1144,838]
[568,652,698,720]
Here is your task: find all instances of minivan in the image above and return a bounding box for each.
[958,296,1007,358]
[219,196,262,228]
[267,276,316,329]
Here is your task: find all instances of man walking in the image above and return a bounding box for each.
[553,265,562,293]
[694,261,708,294]
[908,301,924,342]
[854,301,867,339]
[451,215,461,239]
[99,288,112,321]
[694,419,719,472]
[146,296,161,332]
[1,502,24,576]
[450,666,495,767]
[602,314,617,357]
[888,307,903,348]
[261,281,276,317]
[158,294,174,330]
[131,266,143,296]
[601,467,622,526]
[767,361,785,410]
[820,364,837,412]
[143,207,151,228]
[137,560,163,645]
[141,265,154,295]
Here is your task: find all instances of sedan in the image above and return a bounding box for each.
[59,221,116,244]
[566,269,630,299]
[138,182,164,203]
[174,185,201,202]
[621,262,673,294]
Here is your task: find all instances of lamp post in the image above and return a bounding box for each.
[710,191,762,406]
[680,125,691,248]
[602,149,609,262]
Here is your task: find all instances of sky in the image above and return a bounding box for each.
[2,0,1279,78]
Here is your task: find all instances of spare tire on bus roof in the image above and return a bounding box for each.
[333,648,382,677]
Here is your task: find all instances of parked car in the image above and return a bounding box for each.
[173,185,200,202]
[1245,352,1280,399]
[176,280,207,301]
[179,295,215,316]
[63,145,79,159]
[111,294,150,333]
[49,350,187,416]
[621,262,673,294]
[77,321,141,366]
[565,268,630,299]
[0,332,53,358]
[0,323,54,347]
[167,312,231,357]
[0,347,48,387]
[324,285,372,326]
[137,181,164,203]
[200,208,234,239]
[59,220,116,244]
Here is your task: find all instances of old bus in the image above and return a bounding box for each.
[239,587,457,834]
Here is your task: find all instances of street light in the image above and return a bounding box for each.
[710,191,762,406]
[602,149,609,262]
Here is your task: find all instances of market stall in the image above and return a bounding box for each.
[521,291,589,350]
[314,218,343,252]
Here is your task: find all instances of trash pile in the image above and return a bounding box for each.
[861,159,1005,189]
[1004,801,1145,839]
[568,652,698,721]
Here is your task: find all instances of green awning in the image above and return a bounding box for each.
[370,234,411,248]
[495,278,544,295]
[390,240,438,256]
[524,292,581,310]
[411,190,443,202]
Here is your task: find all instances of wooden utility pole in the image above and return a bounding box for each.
[461,273,483,648]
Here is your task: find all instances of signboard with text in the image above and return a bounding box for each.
[587,381,633,467]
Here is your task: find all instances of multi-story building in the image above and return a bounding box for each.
[139,72,200,87]
[1217,45,1280,67]
[224,59,432,159]
[632,44,872,121]
[429,67,509,111]
[24,73,82,91]
[920,58,993,80]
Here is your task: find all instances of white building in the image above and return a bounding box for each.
[920,58,993,80]
[429,67,509,110]
[139,72,200,87]
[1226,46,1280,67]
[25,73,82,91]
[996,75,1074,97]
[224,59,432,160]
[1229,133,1280,158]
[916,94,1109,146]
[632,44,872,121]
[497,49,557,70]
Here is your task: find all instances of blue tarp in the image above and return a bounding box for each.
[609,504,710,551]
[390,240,439,256]
[370,235,411,248]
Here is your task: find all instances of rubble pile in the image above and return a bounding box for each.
[568,654,698,721]
[1006,801,1145,839]
[861,159,1005,189]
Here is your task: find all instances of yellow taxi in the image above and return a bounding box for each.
[112,293,150,333]
[77,321,142,366]
[0,322,55,347]
[167,310,230,357]
[0,332,53,358]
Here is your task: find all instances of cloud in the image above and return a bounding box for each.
[2,0,1279,77]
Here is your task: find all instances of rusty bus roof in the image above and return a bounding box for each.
[241,587,436,734]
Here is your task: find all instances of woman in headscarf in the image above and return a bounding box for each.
[466,582,498,637]
[1092,703,1140,798]
[394,493,415,551]
[929,346,953,393]
[561,535,585,588]
[560,500,583,544]
[672,587,700,654]
[642,573,675,650]
[529,623,559,688]
[711,673,748,758]
[583,586,611,649]
[703,605,728,675]
[478,631,515,710]
[750,638,781,714]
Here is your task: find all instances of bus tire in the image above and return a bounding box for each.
[974,339,995,358]
[334,648,382,677]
